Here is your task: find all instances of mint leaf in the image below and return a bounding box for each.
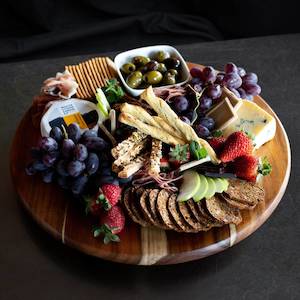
[103,78,125,104]
[190,141,208,160]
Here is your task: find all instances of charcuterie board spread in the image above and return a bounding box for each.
[10,46,290,265]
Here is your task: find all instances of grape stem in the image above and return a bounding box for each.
[61,124,68,139]
[187,84,207,125]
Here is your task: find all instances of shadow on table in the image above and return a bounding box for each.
[17,197,244,289]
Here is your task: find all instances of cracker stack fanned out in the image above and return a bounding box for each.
[65,57,117,99]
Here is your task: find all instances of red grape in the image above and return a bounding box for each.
[206,84,222,99]
[202,66,216,83]
[190,67,203,79]
[242,82,261,96]
[225,62,238,74]
[242,72,258,84]
[222,72,242,89]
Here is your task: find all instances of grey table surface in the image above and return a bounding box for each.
[0,34,299,300]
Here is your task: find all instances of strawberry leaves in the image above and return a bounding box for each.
[169,144,189,162]
[93,224,120,244]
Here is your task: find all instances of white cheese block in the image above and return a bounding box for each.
[222,100,276,149]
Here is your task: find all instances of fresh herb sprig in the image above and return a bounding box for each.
[102,78,125,103]
[258,156,272,176]
[190,140,208,160]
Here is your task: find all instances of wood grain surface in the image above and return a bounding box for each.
[10,62,291,265]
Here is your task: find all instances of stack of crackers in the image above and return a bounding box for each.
[65,57,117,100]
[123,179,265,233]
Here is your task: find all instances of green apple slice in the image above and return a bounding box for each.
[214,178,227,193]
[220,178,229,191]
[177,170,200,202]
[204,177,216,199]
[193,174,208,202]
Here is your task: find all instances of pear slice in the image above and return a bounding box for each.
[177,170,200,202]
[96,88,110,117]
[193,174,208,202]
[204,177,216,199]
[221,178,229,191]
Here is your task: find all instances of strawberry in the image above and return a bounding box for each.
[233,154,258,182]
[160,157,170,172]
[208,137,226,154]
[169,144,190,168]
[84,195,102,216]
[219,131,253,163]
[98,184,122,211]
[93,205,125,244]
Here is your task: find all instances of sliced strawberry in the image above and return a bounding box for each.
[219,131,253,163]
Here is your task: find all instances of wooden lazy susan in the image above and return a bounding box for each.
[10,62,291,265]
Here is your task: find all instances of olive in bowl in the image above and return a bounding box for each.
[114,45,190,96]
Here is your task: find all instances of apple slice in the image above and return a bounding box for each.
[220,178,229,191]
[193,174,208,202]
[177,170,200,202]
[204,177,216,199]
[214,178,228,193]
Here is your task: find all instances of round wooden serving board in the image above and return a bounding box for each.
[10,62,291,265]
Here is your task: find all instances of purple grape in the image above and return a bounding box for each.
[237,87,247,99]
[222,72,242,89]
[67,123,81,143]
[172,96,189,113]
[42,152,58,167]
[32,160,48,171]
[229,88,241,98]
[25,163,36,175]
[202,66,216,83]
[206,84,222,99]
[237,67,246,77]
[224,62,238,74]
[184,111,194,121]
[242,82,261,96]
[194,124,210,138]
[199,95,212,111]
[82,129,97,140]
[71,175,88,195]
[242,72,258,84]
[190,77,202,85]
[193,84,203,93]
[190,67,203,79]
[30,147,43,160]
[38,137,58,152]
[198,117,215,131]
[86,153,99,175]
[84,137,108,151]
[215,73,225,84]
[50,126,63,143]
[74,144,88,161]
[179,116,191,125]
[42,169,55,183]
[57,176,69,189]
[67,160,85,177]
[62,139,75,158]
[56,160,69,177]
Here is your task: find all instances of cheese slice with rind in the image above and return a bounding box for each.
[222,100,276,149]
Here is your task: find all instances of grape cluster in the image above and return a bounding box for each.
[25,123,116,196]
[188,62,261,138]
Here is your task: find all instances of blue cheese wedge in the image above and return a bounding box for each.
[222,100,276,149]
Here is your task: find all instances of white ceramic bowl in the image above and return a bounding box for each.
[114,45,190,97]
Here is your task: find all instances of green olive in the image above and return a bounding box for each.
[168,69,178,76]
[132,56,150,67]
[143,71,163,85]
[157,63,167,73]
[154,51,170,63]
[162,72,176,85]
[121,63,136,75]
[126,71,143,89]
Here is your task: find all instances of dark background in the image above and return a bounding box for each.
[1,0,300,62]
[1,1,300,300]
